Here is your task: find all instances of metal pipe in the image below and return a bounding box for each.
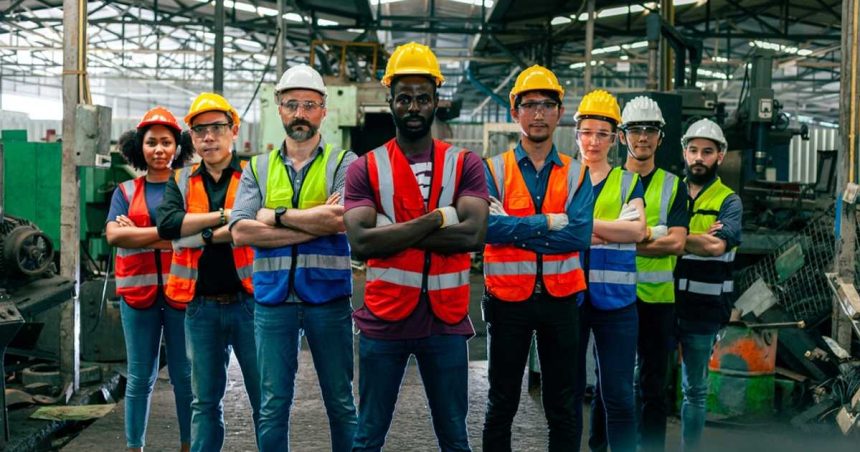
[276,0,285,77]
[214,0,224,94]
[583,0,595,92]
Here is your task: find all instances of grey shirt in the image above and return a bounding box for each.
[230,136,357,302]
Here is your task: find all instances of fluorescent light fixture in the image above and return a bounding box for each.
[449,0,495,6]
[689,67,728,80]
[622,41,648,49]
[578,5,645,21]
[370,0,406,5]
[749,40,813,57]
[569,60,604,69]
[318,18,339,26]
[592,45,621,55]
[712,56,728,63]
[551,16,572,26]
[225,1,257,14]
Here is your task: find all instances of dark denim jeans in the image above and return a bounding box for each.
[481,292,580,452]
[352,334,470,452]
[678,330,717,451]
[255,299,357,452]
[635,301,676,452]
[120,296,192,449]
[575,302,639,452]
[185,291,261,452]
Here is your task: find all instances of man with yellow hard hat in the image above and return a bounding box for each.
[482,65,593,451]
[157,92,261,452]
[343,42,488,452]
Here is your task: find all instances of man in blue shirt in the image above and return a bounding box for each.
[481,65,593,452]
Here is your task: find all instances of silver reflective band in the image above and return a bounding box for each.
[117,247,155,257]
[658,172,676,225]
[620,170,634,204]
[296,254,351,271]
[681,250,736,262]
[116,273,159,288]
[589,270,637,285]
[427,270,470,290]
[370,146,397,220]
[437,145,461,208]
[678,278,733,295]
[253,255,293,272]
[324,147,342,196]
[170,263,196,280]
[484,261,538,276]
[236,265,254,280]
[176,166,191,201]
[637,271,674,283]
[367,267,423,288]
[565,160,583,208]
[592,242,637,252]
[543,257,582,275]
[487,155,506,201]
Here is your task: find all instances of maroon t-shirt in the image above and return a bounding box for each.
[344,138,489,340]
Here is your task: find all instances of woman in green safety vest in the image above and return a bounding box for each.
[571,89,647,452]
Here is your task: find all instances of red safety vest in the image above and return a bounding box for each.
[363,139,472,324]
[165,162,255,303]
[114,177,179,309]
[483,149,587,301]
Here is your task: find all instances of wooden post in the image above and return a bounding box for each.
[834,0,860,353]
[60,0,83,391]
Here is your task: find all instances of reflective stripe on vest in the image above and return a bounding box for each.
[249,146,352,305]
[164,160,256,303]
[483,149,587,302]
[114,177,178,309]
[636,169,680,304]
[588,167,639,310]
[363,139,472,324]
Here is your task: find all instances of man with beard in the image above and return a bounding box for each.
[343,42,488,452]
[230,64,357,452]
[619,97,689,452]
[481,65,593,452]
[675,118,742,451]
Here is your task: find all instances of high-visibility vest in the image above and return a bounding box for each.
[483,149,587,302]
[363,139,472,324]
[114,177,179,309]
[164,161,255,303]
[675,177,737,324]
[636,168,680,304]
[589,167,639,310]
[250,145,352,305]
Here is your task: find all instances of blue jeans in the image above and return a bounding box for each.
[574,302,638,452]
[678,330,717,451]
[352,334,470,452]
[120,296,192,448]
[255,299,357,452]
[185,292,262,452]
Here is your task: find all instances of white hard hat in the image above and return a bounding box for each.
[621,96,665,127]
[682,118,727,151]
[275,64,326,96]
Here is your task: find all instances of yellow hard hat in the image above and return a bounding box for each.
[184,92,241,127]
[575,89,621,124]
[509,65,565,106]
[381,42,444,88]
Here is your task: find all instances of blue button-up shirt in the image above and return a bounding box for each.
[485,143,594,254]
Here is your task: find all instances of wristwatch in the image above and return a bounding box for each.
[274,206,288,228]
[201,228,214,245]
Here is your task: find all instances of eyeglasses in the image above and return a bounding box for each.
[518,101,559,114]
[576,130,616,143]
[393,94,434,107]
[625,125,662,138]
[190,122,232,138]
[279,100,325,113]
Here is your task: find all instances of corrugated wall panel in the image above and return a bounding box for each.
[789,128,839,183]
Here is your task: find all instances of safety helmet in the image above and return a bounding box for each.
[681,118,727,151]
[137,106,182,133]
[184,92,241,127]
[509,65,565,107]
[621,96,665,127]
[381,42,444,88]
[275,64,327,97]
[575,89,622,124]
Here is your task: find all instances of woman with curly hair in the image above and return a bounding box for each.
[106,106,195,452]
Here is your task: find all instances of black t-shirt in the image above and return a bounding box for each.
[639,169,690,230]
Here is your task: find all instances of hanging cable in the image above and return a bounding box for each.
[240,27,282,122]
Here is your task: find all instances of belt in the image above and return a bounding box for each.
[203,293,239,304]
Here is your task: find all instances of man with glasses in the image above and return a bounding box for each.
[230,64,357,452]
[343,42,488,451]
[157,92,261,452]
[482,65,593,451]
[619,97,690,451]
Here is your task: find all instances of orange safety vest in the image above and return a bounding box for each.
[115,177,179,309]
[363,139,472,324]
[483,149,587,302]
[165,161,255,303]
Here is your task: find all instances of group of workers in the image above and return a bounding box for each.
[105,41,741,452]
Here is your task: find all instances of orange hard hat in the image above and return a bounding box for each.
[137,106,182,132]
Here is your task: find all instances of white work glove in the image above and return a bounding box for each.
[376,213,393,227]
[617,203,640,222]
[489,196,508,216]
[172,233,205,251]
[649,225,668,240]
[436,206,460,228]
[546,213,569,231]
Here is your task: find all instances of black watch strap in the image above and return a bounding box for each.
[275,207,288,227]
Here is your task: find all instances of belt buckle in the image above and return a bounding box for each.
[210,293,237,304]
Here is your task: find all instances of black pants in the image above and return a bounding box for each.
[481,291,580,452]
[636,300,676,452]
